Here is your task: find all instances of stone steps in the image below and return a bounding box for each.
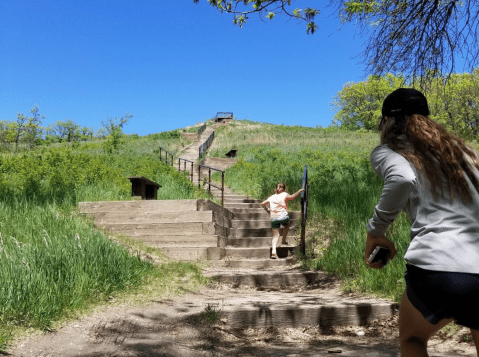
[85,211,212,224]
[79,200,197,213]
[230,219,297,229]
[208,257,296,269]
[226,237,295,247]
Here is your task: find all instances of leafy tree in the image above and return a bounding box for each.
[23,106,45,149]
[194,0,479,79]
[427,69,479,141]
[79,126,94,141]
[0,106,45,152]
[101,113,132,153]
[51,119,80,142]
[331,74,404,130]
[332,70,479,141]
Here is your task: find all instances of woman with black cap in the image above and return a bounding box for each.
[365,88,479,356]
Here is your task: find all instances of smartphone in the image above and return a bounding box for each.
[368,246,390,265]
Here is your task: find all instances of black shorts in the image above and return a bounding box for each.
[405,264,479,330]
[271,217,290,229]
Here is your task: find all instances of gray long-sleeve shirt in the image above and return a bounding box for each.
[367,144,479,274]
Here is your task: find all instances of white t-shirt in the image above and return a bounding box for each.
[266,192,289,220]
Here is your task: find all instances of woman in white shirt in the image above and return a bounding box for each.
[262,183,304,259]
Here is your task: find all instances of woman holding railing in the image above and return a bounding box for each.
[262,183,304,259]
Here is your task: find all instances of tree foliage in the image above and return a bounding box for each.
[0,106,44,152]
[194,0,479,79]
[332,70,479,141]
[193,0,320,33]
[101,113,132,154]
[343,0,479,80]
[331,74,405,130]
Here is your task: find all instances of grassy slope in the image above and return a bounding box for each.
[206,120,479,303]
[0,134,211,351]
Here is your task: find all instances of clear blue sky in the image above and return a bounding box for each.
[0,1,368,136]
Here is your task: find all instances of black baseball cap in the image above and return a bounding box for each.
[382,88,430,117]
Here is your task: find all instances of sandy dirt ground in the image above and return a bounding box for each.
[7,278,477,357]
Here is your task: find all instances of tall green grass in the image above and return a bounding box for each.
[0,140,209,350]
[0,198,152,329]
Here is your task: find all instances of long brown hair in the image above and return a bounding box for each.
[381,114,479,202]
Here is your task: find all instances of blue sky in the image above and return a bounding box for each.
[0,1,368,136]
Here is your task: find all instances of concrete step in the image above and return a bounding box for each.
[224,246,294,259]
[230,212,271,220]
[208,256,296,269]
[231,219,297,229]
[229,226,297,238]
[160,247,209,261]
[96,222,214,235]
[88,211,212,224]
[224,203,263,209]
[143,240,217,248]
[139,234,217,245]
[218,293,397,329]
[205,270,329,287]
[223,198,262,204]
[79,200,197,213]
[226,237,296,247]
[227,208,301,219]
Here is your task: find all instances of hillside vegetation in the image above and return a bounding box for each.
[0,135,210,350]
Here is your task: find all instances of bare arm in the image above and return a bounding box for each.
[285,189,305,201]
[261,200,270,213]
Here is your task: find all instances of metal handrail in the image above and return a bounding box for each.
[198,163,225,206]
[178,157,194,182]
[300,165,309,258]
[198,122,207,136]
[199,131,215,158]
[159,147,174,166]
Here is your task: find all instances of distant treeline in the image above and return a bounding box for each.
[332,69,479,141]
[0,109,132,153]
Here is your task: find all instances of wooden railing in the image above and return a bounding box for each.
[159,147,174,166]
[198,163,225,206]
[300,165,309,258]
[178,157,194,182]
[198,122,207,136]
[199,131,215,158]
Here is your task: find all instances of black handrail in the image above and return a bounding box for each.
[198,122,207,136]
[178,157,194,182]
[198,163,225,206]
[159,147,174,166]
[300,165,309,258]
[199,131,215,158]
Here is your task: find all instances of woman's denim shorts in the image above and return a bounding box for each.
[405,264,479,330]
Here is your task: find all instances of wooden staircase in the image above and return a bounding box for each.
[79,200,219,261]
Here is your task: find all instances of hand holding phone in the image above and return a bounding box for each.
[367,246,390,265]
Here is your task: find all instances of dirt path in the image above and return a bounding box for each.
[8,279,477,357]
